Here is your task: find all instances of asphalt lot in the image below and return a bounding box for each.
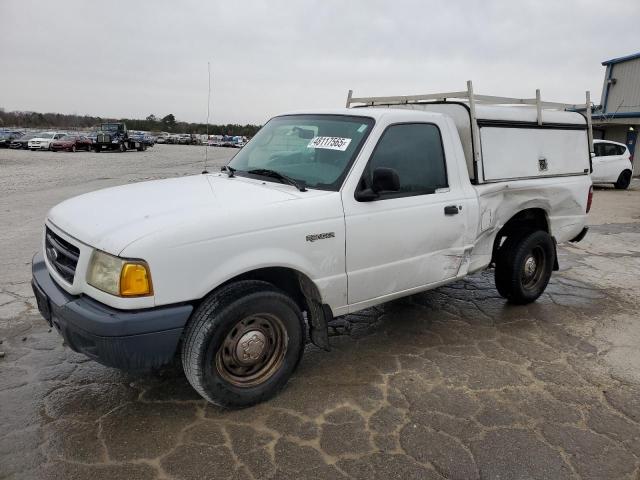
[1,145,640,480]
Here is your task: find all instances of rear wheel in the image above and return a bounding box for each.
[495,230,555,304]
[614,170,632,190]
[182,280,305,407]
[119,142,126,152]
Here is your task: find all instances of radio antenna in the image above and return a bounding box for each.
[202,61,212,174]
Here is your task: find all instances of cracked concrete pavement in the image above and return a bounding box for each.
[1,146,640,479]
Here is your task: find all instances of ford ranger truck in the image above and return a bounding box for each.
[32,90,592,407]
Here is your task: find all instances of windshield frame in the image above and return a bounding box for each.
[228,114,375,192]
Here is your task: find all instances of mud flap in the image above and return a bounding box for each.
[307,301,330,351]
[298,274,330,351]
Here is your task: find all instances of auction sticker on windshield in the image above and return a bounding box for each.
[307,136,352,151]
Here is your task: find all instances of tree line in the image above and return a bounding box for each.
[0,110,261,137]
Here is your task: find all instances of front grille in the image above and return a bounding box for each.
[97,133,110,143]
[45,227,80,284]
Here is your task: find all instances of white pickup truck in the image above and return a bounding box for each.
[32,83,593,407]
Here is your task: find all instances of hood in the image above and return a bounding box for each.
[47,173,316,254]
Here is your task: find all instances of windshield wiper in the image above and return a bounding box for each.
[246,168,307,192]
[221,165,236,177]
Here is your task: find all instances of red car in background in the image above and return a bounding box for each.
[50,134,93,152]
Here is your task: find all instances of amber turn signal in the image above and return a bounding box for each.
[120,262,152,297]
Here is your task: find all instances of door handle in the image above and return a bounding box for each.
[444,205,459,215]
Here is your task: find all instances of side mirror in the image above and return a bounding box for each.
[372,167,400,193]
[355,167,401,202]
[590,152,596,158]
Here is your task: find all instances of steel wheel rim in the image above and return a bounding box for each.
[215,313,288,387]
[522,245,545,290]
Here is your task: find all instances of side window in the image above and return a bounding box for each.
[602,143,619,157]
[594,143,604,157]
[616,145,627,156]
[365,123,447,198]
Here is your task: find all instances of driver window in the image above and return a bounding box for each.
[364,123,448,198]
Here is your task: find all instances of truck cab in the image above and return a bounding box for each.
[95,122,147,152]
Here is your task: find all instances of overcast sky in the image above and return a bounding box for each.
[1,0,638,125]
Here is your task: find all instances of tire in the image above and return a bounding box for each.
[495,230,555,304]
[119,142,126,152]
[614,170,632,190]
[182,280,305,407]
[71,145,76,153]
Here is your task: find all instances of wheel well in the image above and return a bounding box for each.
[218,267,308,310]
[491,208,550,265]
[209,267,330,350]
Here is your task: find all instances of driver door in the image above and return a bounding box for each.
[342,121,471,308]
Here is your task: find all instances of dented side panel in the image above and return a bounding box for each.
[468,175,591,273]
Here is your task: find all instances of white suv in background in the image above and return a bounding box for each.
[592,140,634,189]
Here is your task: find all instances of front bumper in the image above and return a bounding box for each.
[31,252,193,370]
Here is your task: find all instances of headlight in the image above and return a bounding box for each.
[86,250,152,297]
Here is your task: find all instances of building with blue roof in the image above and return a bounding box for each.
[592,51,640,157]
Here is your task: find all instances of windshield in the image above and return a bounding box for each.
[60,135,77,141]
[100,124,120,132]
[228,114,374,191]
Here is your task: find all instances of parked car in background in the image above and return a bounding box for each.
[178,134,193,145]
[592,140,634,189]
[10,133,39,149]
[151,132,169,144]
[129,131,156,147]
[28,132,65,150]
[0,130,24,148]
[207,135,223,147]
[50,134,94,152]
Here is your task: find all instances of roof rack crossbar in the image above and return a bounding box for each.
[346,81,588,111]
[345,80,595,169]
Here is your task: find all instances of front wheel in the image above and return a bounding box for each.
[182,280,305,407]
[495,230,555,304]
[614,170,632,190]
[118,142,126,152]
[71,145,76,153]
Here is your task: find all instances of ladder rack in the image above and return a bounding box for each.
[346,80,594,154]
